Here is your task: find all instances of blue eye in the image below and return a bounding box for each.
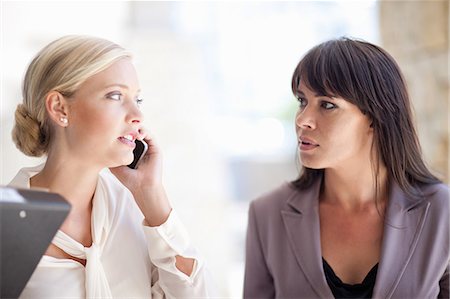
[321,101,337,110]
[107,92,122,101]
[136,97,143,106]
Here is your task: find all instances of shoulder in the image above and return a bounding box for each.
[414,183,449,259]
[423,182,449,198]
[98,168,130,195]
[249,182,298,217]
[8,163,45,189]
[418,183,449,207]
[420,183,449,216]
[402,183,450,240]
[97,169,141,215]
[251,182,297,207]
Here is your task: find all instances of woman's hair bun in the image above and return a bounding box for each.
[11,104,47,157]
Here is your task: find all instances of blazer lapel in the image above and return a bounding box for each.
[281,179,334,298]
[373,183,430,299]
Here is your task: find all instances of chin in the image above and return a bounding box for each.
[107,161,126,168]
[109,154,134,168]
[299,157,323,169]
[302,163,323,169]
[122,158,133,167]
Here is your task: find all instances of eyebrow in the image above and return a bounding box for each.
[296,89,331,98]
[104,84,141,94]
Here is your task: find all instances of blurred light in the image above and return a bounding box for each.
[254,117,285,154]
[209,116,285,157]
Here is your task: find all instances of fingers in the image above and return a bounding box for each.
[137,127,160,155]
[138,127,156,144]
[138,127,156,143]
[137,127,148,140]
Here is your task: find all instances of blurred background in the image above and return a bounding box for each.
[1,1,448,297]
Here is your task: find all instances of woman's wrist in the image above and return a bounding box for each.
[132,185,172,226]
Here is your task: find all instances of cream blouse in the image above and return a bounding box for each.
[9,164,214,298]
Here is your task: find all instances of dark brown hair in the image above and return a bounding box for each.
[291,37,440,196]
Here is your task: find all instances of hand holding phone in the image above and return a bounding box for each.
[128,139,148,169]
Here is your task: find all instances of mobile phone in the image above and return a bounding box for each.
[128,140,148,169]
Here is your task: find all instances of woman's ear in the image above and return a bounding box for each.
[45,91,69,127]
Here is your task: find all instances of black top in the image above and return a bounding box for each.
[323,258,378,299]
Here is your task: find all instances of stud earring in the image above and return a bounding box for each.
[60,117,68,124]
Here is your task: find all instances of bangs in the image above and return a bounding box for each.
[291,39,362,106]
[291,51,336,98]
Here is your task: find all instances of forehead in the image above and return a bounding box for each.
[78,58,139,92]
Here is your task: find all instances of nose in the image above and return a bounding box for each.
[295,107,316,130]
[126,102,144,124]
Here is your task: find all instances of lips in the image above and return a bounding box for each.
[122,134,134,142]
[299,136,318,146]
[118,133,138,148]
[299,136,319,151]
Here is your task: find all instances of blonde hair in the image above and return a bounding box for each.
[12,35,132,156]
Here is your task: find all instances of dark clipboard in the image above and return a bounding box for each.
[0,187,71,298]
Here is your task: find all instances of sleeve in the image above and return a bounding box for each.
[142,209,216,298]
[438,263,449,299]
[243,201,275,298]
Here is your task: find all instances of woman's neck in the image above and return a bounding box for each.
[322,162,388,211]
[30,157,100,211]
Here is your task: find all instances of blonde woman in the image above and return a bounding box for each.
[9,35,213,298]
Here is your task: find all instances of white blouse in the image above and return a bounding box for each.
[9,164,214,298]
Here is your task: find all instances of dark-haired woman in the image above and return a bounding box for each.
[243,38,449,299]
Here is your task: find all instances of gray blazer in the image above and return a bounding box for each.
[244,179,449,299]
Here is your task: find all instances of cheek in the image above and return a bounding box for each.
[294,110,301,128]
[89,114,114,131]
[325,118,367,149]
[335,120,372,153]
[71,106,120,141]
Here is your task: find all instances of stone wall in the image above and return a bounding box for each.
[379,0,449,183]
